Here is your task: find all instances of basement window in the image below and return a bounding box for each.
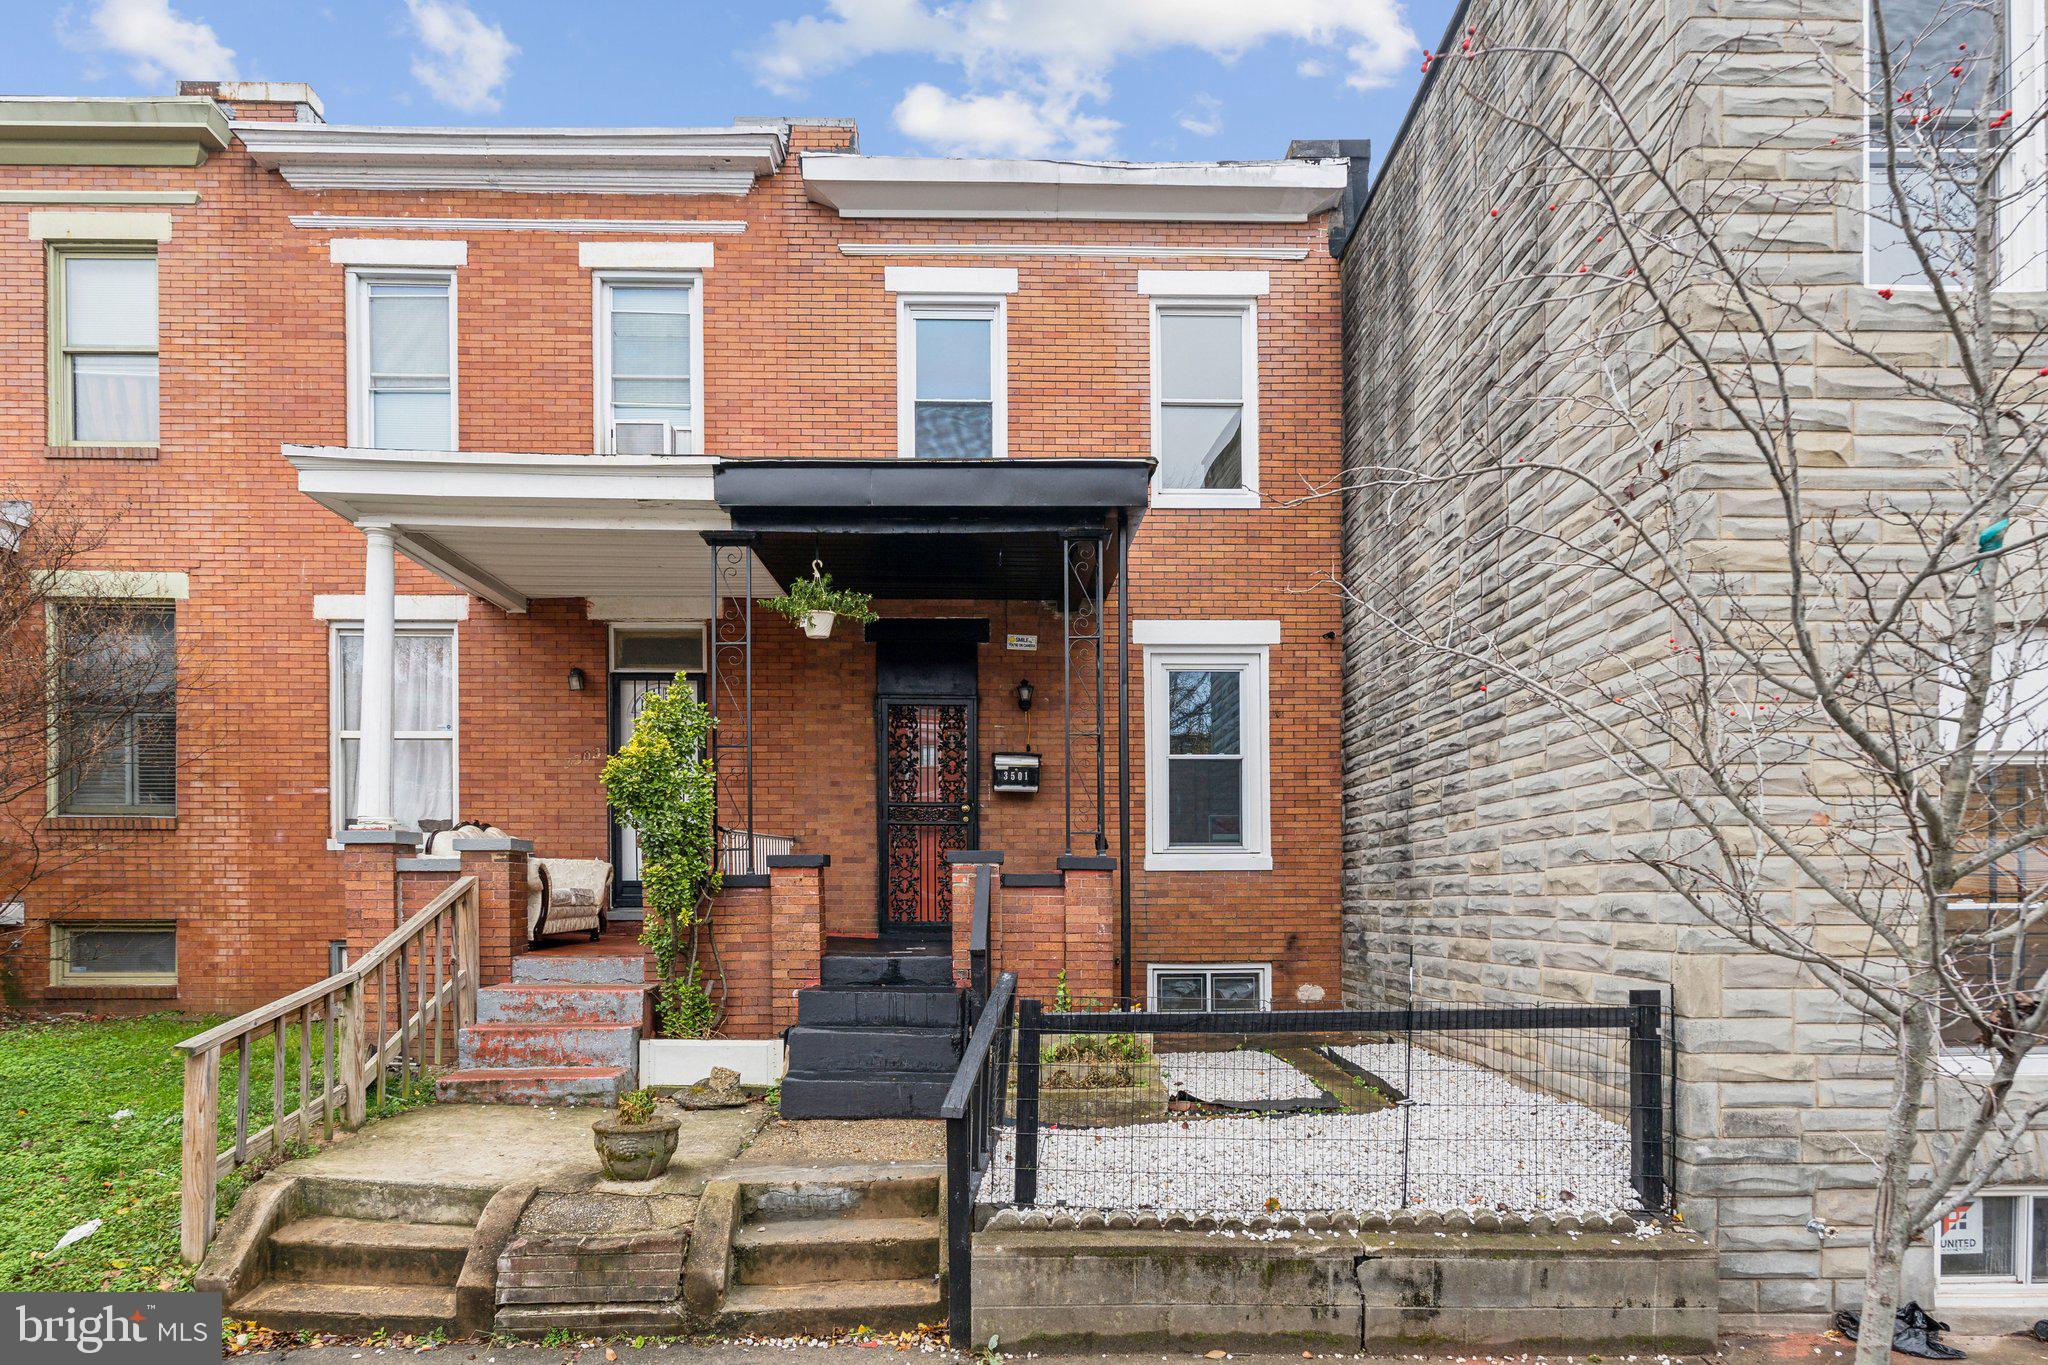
[51,922,177,987]
[1936,1189,2048,1300]
[1148,963,1271,1013]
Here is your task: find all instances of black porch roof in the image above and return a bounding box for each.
[710,456,1153,600]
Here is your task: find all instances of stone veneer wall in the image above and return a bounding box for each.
[1337,0,2048,1320]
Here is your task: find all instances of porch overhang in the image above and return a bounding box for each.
[711,456,1154,599]
[287,445,749,616]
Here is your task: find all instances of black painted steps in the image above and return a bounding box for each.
[818,953,957,989]
[786,1024,961,1074]
[780,953,967,1119]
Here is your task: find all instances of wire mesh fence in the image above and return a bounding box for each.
[974,992,1670,1220]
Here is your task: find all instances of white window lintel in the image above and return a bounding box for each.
[330,238,468,268]
[29,210,173,242]
[1138,269,1270,297]
[885,265,1018,295]
[579,241,714,270]
[1134,619,1280,647]
[43,569,189,601]
[314,593,471,623]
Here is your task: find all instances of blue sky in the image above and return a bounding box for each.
[22,0,1460,169]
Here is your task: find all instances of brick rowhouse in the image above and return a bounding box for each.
[0,84,1349,1027]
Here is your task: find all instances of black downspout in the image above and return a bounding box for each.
[1116,511,1133,1005]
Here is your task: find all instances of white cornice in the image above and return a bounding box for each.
[290,214,747,235]
[840,242,1308,261]
[803,153,1348,223]
[237,123,786,196]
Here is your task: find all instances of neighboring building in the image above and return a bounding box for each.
[1339,0,2048,1327]
[0,85,1351,1037]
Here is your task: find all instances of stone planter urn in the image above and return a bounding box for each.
[592,1111,682,1182]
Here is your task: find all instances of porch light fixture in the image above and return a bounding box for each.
[1015,678,1034,712]
[567,667,587,692]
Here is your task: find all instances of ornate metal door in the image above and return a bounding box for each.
[879,699,976,931]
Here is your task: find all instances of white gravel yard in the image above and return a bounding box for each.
[1155,1049,1326,1104]
[980,1040,1636,1215]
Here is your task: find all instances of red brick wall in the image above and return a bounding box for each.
[1,112,1343,1022]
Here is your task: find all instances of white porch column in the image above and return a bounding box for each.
[354,521,398,827]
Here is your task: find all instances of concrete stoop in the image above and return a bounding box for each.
[967,1225,1720,1353]
[437,950,647,1106]
[197,1174,530,1339]
[686,1163,947,1337]
[779,955,965,1120]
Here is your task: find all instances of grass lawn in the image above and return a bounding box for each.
[0,1012,429,1293]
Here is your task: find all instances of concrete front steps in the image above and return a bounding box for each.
[436,950,647,1106]
[714,1165,945,1335]
[779,954,965,1119]
[226,1177,488,1336]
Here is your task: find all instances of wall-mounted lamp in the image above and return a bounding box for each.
[1015,678,1034,712]
[568,667,587,692]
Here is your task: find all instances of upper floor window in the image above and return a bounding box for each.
[1152,300,1258,504]
[53,600,177,816]
[898,299,1005,458]
[331,625,458,834]
[598,276,701,454]
[350,271,455,450]
[1865,0,2044,288]
[49,247,158,446]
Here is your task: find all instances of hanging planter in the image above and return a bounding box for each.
[760,560,878,641]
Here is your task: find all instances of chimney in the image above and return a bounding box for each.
[1287,138,1372,258]
[179,81,325,124]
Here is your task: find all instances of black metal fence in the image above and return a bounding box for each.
[975,990,1669,1219]
[941,969,1016,1347]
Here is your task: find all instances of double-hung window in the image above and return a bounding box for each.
[1152,303,1257,501]
[350,272,456,450]
[1865,0,2047,288]
[49,246,159,445]
[1140,621,1275,871]
[597,275,701,453]
[332,626,458,833]
[53,600,177,816]
[899,300,1005,458]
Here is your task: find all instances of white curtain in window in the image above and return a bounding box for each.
[66,257,157,348]
[337,629,455,829]
[365,281,452,449]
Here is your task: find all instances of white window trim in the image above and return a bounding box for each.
[327,620,460,841]
[1148,295,1260,509]
[345,267,459,450]
[592,270,705,454]
[1934,1184,2048,1304]
[1862,0,2048,291]
[49,922,178,988]
[1142,626,1274,871]
[896,294,1008,459]
[1146,962,1273,1011]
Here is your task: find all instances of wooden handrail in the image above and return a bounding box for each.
[176,875,481,1264]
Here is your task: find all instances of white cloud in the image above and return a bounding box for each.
[895,84,1118,158]
[756,0,1418,156]
[1177,93,1223,138]
[404,0,516,114]
[1296,57,1330,79]
[60,0,237,85]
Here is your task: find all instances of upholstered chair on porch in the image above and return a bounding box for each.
[420,824,612,946]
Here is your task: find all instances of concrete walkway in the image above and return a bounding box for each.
[286,1102,767,1197]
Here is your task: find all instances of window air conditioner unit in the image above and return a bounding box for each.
[613,420,674,455]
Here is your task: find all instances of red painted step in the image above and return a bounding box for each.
[434,1065,630,1105]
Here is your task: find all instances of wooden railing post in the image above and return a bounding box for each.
[457,882,480,1028]
[179,1047,218,1263]
[339,977,367,1129]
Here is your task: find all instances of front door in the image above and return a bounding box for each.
[608,671,702,915]
[878,697,977,933]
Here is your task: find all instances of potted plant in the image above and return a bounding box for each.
[759,562,878,640]
[591,1088,681,1181]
